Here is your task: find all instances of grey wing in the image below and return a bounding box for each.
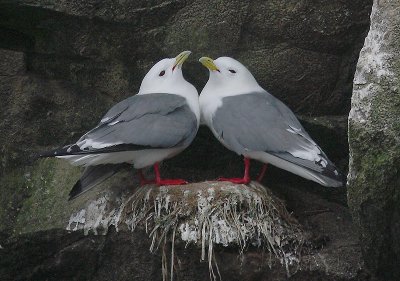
[212,92,337,175]
[77,93,198,151]
[43,93,198,157]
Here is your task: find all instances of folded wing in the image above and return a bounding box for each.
[212,92,343,186]
[40,93,198,157]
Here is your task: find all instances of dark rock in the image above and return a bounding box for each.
[0,181,370,281]
[348,1,400,280]
[0,0,376,280]
[0,0,372,109]
[0,0,371,170]
[0,49,26,75]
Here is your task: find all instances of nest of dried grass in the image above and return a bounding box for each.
[119,181,304,280]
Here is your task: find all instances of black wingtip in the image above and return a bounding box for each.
[68,180,83,201]
[67,164,130,201]
[320,165,346,188]
[320,167,346,188]
[37,151,55,158]
[37,146,71,158]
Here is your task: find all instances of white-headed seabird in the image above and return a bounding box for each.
[198,56,343,187]
[40,51,200,199]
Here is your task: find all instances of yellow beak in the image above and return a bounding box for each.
[199,57,219,72]
[173,50,191,70]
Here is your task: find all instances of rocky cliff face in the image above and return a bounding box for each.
[348,0,400,280]
[0,0,372,169]
[0,176,365,281]
[0,0,375,280]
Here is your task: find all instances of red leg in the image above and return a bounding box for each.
[153,162,188,186]
[256,163,268,182]
[218,157,251,184]
[138,169,155,186]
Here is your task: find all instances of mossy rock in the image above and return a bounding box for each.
[1,158,134,236]
[0,159,80,236]
[348,1,400,280]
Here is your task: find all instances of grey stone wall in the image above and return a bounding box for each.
[348,0,400,280]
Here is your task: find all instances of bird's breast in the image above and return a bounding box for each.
[199,93,223,127]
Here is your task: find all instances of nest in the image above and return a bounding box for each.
[119,181,304,280]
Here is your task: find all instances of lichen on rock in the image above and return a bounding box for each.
[348,0,400,280]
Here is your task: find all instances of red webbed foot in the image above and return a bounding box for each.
[156,178,188,186]
[216,157,252,184]
[151,162,189,186]
[256,163,268,182]
[217,177,251,184]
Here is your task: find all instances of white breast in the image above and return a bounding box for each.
[172,84,201,127]
[199,92,222,127]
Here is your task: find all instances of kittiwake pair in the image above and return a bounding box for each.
[40,51,343,200]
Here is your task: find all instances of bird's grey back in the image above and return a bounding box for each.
[212,92,309,153]
[79,93,198,150]
[212,92,339,177]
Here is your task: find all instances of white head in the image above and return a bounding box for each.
[199,56,264,97]
[138,51,195,96]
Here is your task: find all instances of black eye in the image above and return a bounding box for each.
[229,69,236,73]
[159,70,166,76]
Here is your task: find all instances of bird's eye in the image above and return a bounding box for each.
[159,70,166,76]
[229,69,236,74]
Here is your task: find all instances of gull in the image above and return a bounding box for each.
[40,51,200,199]
[198,56,342,187]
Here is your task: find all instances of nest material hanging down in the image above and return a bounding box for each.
[120,181,304,279]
